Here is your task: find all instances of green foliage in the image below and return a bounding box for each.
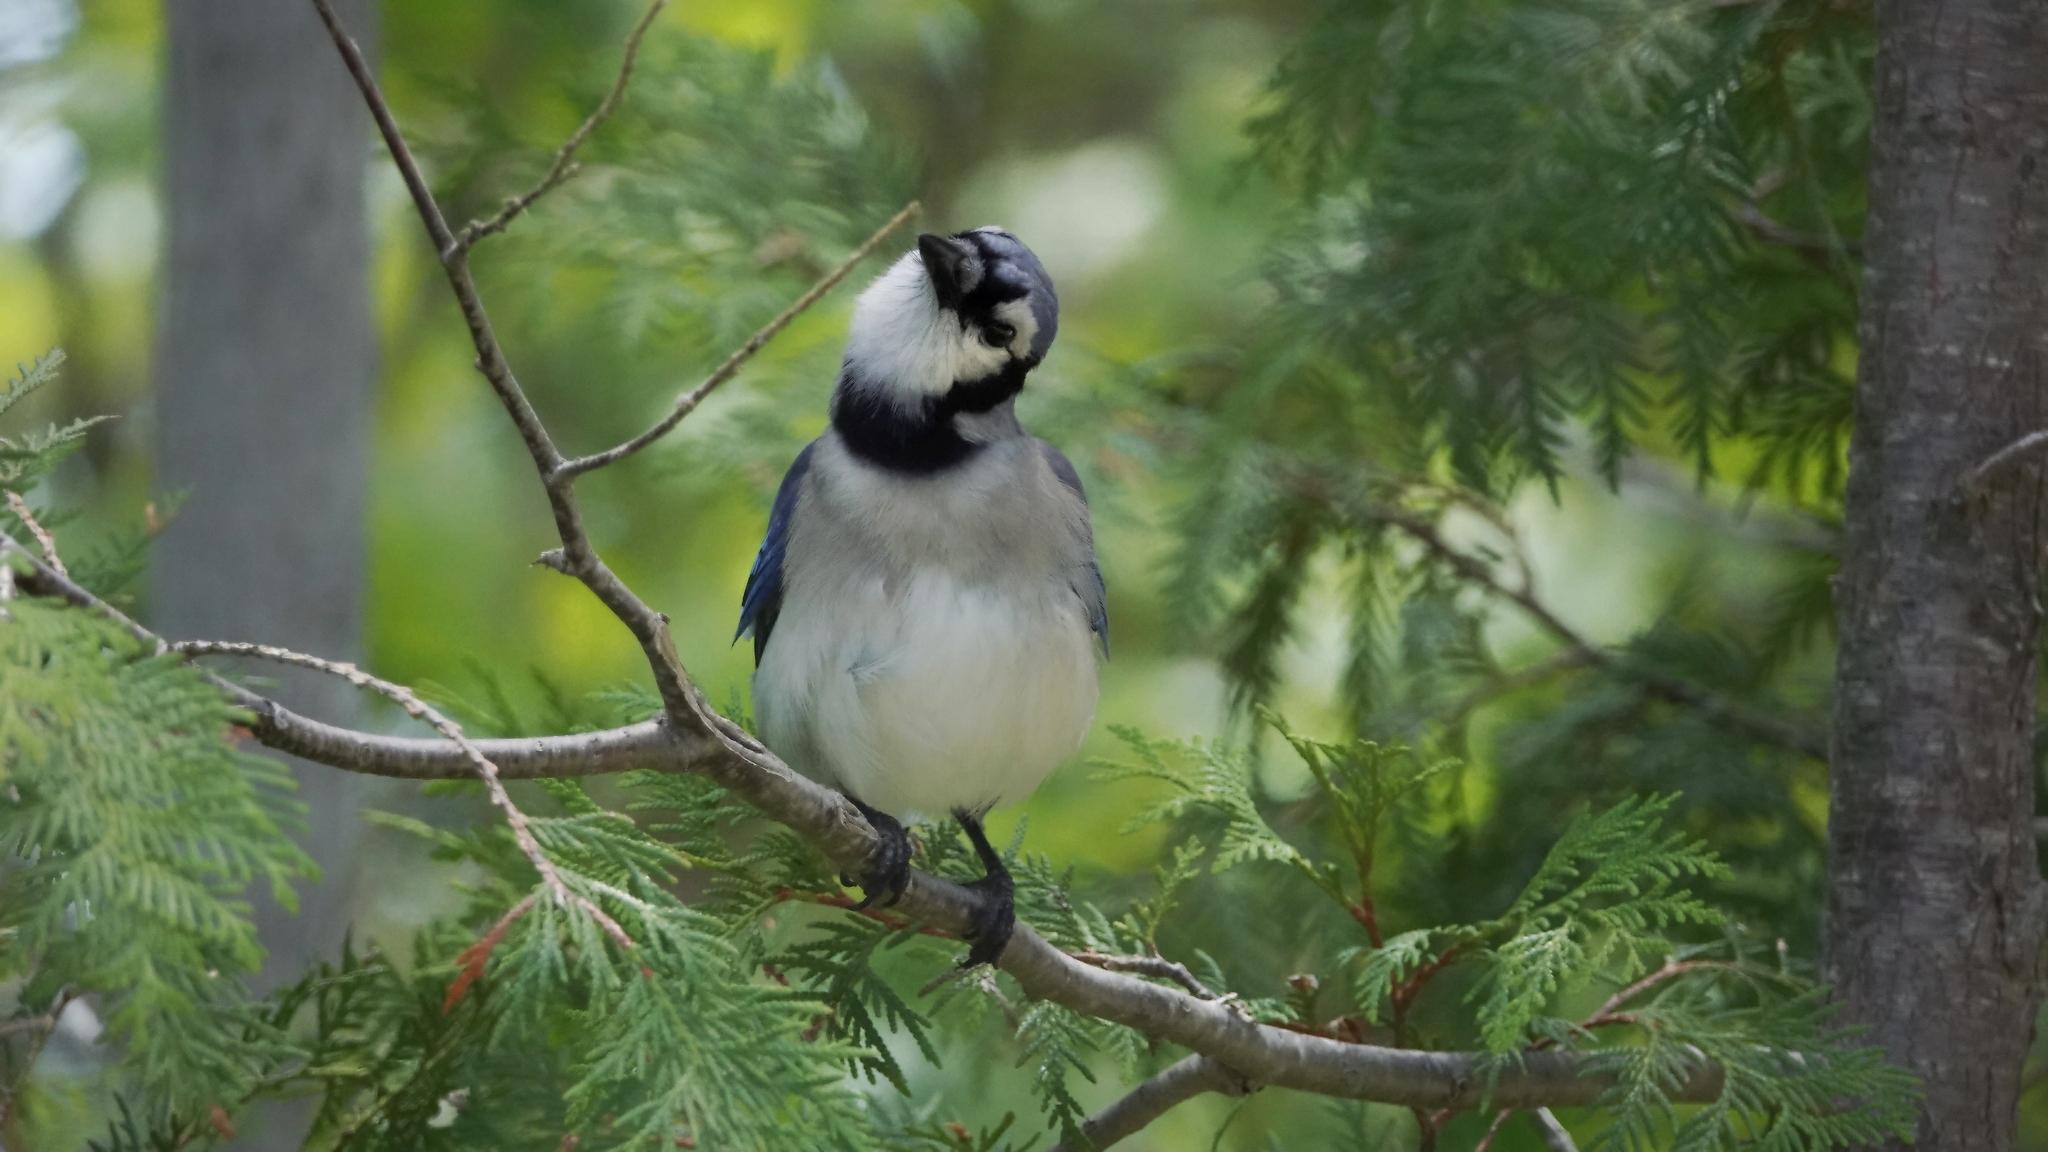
[0,592,313,1118]
[1097,714,1912,1149]
[776,917,939,1094]
[0,351,109,494]
[503,32,911,365]
[1467,796,1726,1051]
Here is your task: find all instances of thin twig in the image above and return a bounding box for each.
[1,533,680,780]
[1531,1108,1580,1152]
[1473,1109,1515,1152]
[1364,500,1828,759]
[1585,958,1730,1023]
[1072,950,1217,1000]
[1960,429,2048,500]
[174,640,633,952]
[553,200,922,479]
[1049,1055,1253,1152]
[0,988,73,1127]
[1732,200,1850,259]
[452,0,668,253]
[310,0,700,723]
[5,490,64,577]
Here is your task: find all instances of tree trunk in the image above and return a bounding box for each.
[1826,1,2048,1147]
[151,0,376,1131]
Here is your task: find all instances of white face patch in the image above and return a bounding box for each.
[992,297,1039,360]
[843,250,1018,403]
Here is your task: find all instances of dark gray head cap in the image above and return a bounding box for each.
[966,226,1059,361]
[919,226,1060,364]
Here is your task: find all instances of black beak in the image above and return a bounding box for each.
[917,232,977,310]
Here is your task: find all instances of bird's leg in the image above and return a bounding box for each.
[843,797,911,910]
[954,810,1015,968]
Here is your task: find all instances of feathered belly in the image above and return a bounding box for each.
[753,571,1099,818]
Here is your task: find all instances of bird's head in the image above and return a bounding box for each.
[842,226,1059,406]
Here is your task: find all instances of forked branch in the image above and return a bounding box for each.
[172,640,634,951]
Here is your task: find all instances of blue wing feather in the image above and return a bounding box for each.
[736,441,817,665]
[1040,441,1110,656]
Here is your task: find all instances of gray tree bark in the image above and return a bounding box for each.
[151,0,375,1102]
[1826,1,2048,1148]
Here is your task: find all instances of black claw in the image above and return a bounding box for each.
[958,870,1015,969]
[954,810,1015,968]
[847,798,911,910]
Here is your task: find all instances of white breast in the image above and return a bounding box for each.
[751,435,1101,818]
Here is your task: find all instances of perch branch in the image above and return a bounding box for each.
[453,0,668,253]
[1050,1055,1254,1152]
[173,640,634,951]
[13,511,1736,1114]
[553,199,922,479]
[1,536,681,780]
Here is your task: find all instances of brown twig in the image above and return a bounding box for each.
[309,0,700,725]
[1072,950,1218,1000]
[553,200,922,479]
[174,640,633,952]
[1049,1054,1254,1152]
[4,490,63,577]
[1473,1108,1515,1152]
[452,0,668,254]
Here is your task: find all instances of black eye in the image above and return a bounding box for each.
[980,322,1015,349]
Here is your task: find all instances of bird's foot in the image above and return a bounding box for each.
[841,799,911,910]
[954,810,1016,968]
[957,866,1015,969]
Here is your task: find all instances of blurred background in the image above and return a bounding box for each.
[1,0,1976,1147]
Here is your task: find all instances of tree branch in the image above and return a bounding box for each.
[452,0,667,253]
[310,0,700,724]
[251,0,1750,1117]
[2,532,681,780]
[553,199,921,480]
[8,518,1734,1111]
[173,639,634,951]
[1049,1055,1253,1152]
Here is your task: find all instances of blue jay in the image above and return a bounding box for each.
[737,227,1107,967]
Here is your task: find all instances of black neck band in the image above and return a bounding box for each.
[832,360,1031,474]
